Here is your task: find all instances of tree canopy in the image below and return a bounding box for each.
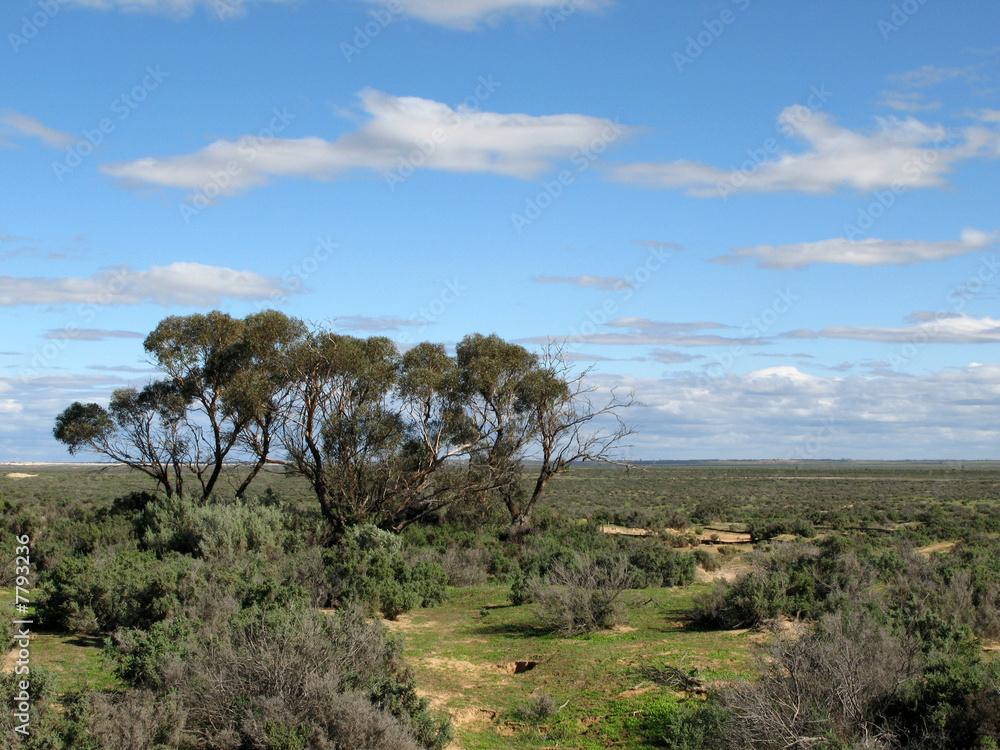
[54,311,635,534]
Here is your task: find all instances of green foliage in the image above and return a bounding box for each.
[138,492,289,558]
[325,524,447,619]
[37,548,192,633]
[529,553,634,634]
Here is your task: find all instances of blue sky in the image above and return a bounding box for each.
[2,0,999,461]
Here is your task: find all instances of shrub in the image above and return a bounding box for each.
[718,610,921,749]
[139,493,289,559]
[325,524,447,619]
[690,570,788,630]
[530,553,634,635]
[36,548,192,632]
[513,691,558,722]
[693,548,720,572]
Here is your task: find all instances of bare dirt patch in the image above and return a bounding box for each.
[1,648,18,674]
[380,613,435,632]
[4,473,38,479]
[614,683,657,699]
[492,660,539,675]
[918,541,956,557]
[600,524,649,537]
[421,657,484,675]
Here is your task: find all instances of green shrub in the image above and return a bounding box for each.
[529,553,634,635]
[37,548,192,632]
[139,493,289,559]
[325,525,447,619]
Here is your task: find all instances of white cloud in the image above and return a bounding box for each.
[0,111,76,149]
[102,89,631,196]
[44,329,145,341]
[532,274,632,291]
[520,317,764,348]
[887,64,979,89]
[635,239,684,251]
[611,107,1000,196]
[596,362,1000,459]
[722,229,997,269]
[364,0,611,29]
[334,316,425,331]
[649,348,704,365]
[62,0,290,17]
[61,0,610,27]
[783,316,1000,344]
[0,263,293,307]
[879,90,942,113]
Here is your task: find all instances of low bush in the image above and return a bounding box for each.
[325,524,447,619]
[139,493,289,559]
[36,548,192,633]
[529,553,634,635]
[101,603,451,750]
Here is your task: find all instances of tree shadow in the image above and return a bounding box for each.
[474,621,552,639]
[66,635,105,649]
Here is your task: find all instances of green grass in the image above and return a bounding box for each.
[387,583,750,749]
[0,587,118,693]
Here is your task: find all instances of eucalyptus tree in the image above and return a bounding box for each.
[224,310,308,498]
[55,310,306,501]
[274,331,403,538]
[53,380,190,497]
[452,335,636,527]
[453,333,545,526]
[514,345,636,527]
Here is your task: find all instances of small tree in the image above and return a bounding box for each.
[143,311,254,500]
[54,381,189,497]
[512,344,636,527]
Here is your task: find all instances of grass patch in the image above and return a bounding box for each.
[384,584,748,749]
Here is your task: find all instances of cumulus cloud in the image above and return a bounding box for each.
[0,111,76,148]
[782,315,1000,344]
[720,229,997,269]
[595,362,1000,459]
[102,89,631,197]
[611,107,1000,196]
[532,274,632,291]
[0,263,294,307]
